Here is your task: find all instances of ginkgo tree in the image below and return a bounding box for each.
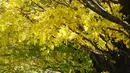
[0,0,130,73]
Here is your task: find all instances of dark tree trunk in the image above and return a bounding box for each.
[90,40,130,73]
[119,0,130,24]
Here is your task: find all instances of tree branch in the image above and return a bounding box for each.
[54,0,70,7]
[31,0,45,11]
[82,0,130,34]
[107,27,130,38]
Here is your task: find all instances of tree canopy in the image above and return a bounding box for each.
[0,0,130,73]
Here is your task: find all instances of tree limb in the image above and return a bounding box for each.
[82,0,130,34]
